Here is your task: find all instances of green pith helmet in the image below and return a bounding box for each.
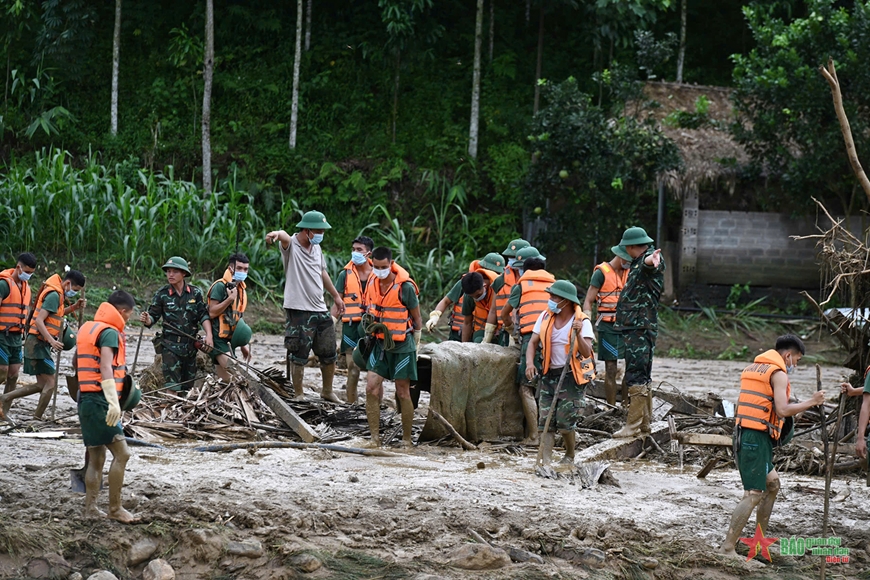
[296,210,332,230]
[502,238,530,257]
[516,246,545,261]
[547,280,581,305]
[611,245,632,261]
[478,252,505,274]
[231,317,252,349]
[121,375,142,411]
[352,345,366,369]
[619,226,654,247]
[62,324,76,351]
[161,256,191,276]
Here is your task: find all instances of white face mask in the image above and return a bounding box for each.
[373,267,391,279]
[474,287,488,302]
[18,269,32,281]
[351,251,368,265]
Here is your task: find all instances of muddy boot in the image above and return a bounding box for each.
[399,397,414,447]
[520,385,539,444]
[345,353,359,404]
[604,361,618,406]
[1,372,13,417]
[613,385,647,438]
[291,363,305,400]
[559,430,576,464]
[540,432,555,466]
[642,382,653,436]
[320,362,341,403]
[365,394,381,446]
[620,373,629,409]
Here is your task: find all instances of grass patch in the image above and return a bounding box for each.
[0,516,52,557]
[311,550,411,580]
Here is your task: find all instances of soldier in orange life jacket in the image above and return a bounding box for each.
[720,335,825,558]
[485,238,530,345]
[76,290,139,523]
[363,246,422,447]
[208,253,252,383]
[524,280,595,465]
[330,236,374,404]
[0,252,37,420]
[582,245,631,407]
[1,269,86,420]
[459,253,506,343]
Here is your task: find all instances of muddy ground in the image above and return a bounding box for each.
[1,331,867,579]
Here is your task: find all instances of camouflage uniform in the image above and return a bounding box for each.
[614,248,665,387]
[146,284,209,392]
[284,309,336,366]
[537,369,585,432]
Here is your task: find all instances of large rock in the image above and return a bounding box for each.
[25,553,72,578]
[86,573,119,580]
[419,342,524,442]
[128,537,160,566]
[289,553,322,573]
[448,543,512,570]
[142,559,175,580]
[226,539,264,558]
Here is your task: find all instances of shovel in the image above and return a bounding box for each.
[535,329,578,470]
[70,450,90,494]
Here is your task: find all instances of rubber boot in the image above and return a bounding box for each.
[365,394,381,446]
[613,385,646,438]
[540,432,555,467]
[559,430,576,464]
[320,362,341,403]
[620,372,629,409]
[1,373,13,417]
[291,363,305,400]
[345,353,359,404]
[604,361,618,406]
[520,386,539,444]
[399,397,414,447]
[642,382,653,436]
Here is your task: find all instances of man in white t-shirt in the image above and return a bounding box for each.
[266,211,345,403]
[524,280,596,465]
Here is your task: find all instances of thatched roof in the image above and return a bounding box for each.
[641,82,749,197]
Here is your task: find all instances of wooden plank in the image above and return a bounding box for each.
[237,390,259,425]
[252,378,319,443]
[10,431,66,439]
[696,458,720,479]
[675,433,732,447]
[575,421,670,463]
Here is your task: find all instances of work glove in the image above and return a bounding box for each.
[330,315,339,327]
[101,378,122,427]
[503,319,514,334]
[483,323,497,344]
[425,310,442,332]
[508,334,517,348]
[413,330,422,347]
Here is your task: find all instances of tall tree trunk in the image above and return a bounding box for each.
[469,0,484,159]
[305,0,311,52]
[202,0,214,193]
[289,0,303,149]
[110,0,121,136]
[488,0,494,62]
[391,51,400,144]
[532,8,544,115]
[525,0,530,23]
[676,0,687,83]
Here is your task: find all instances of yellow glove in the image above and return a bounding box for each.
[508,333,517,348]
[414,330,422,346]
[101,378,122,427]
[483,323,497,344]
[425,310,442,332]
[503,319,515,334]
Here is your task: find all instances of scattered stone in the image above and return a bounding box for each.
[507,547,544,564]
[142,558,175,580]
[86,572,119,580]
[26,553,72,578]
[348,475,359,483]
[226,539,265,558]
[449,543,512,570]
[68,573,83,580]
[290,553,323,573]
[187,529,209,545]
[377,497,397,509]
[576,547,606,568]
[642,557,658,569]
[476,462,485,469]
[128,537,160,566]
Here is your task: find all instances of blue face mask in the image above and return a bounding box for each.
[508,258,518,268]
[65,289,78,298]
[310,233,324,245]
[232,271,248,282]
[474,287,488,302]
[547,299,562,314]
[18,270,32,281]
[351,251,368,265]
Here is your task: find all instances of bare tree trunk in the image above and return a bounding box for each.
[533,8,544,115]
[469,0,484,159]
[305,0,311,52]
[488,0,494,62]
[525,0,530,23]
[391,51,400,144]
[110,0,122,136]
[676,0,686,83]
[202,0,214,193]
[289,0,303,150]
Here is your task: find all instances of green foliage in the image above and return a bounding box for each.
[725,282,751,310]
[664,94,714,129]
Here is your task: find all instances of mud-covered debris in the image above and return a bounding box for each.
[142,558,175,580]
[226,539,264,558]
[535,461,619,488]
[86,572,119,580]
[448,543,512,570]
[25,553,71,579]
[128,537,160,566]
[290,553,323,573]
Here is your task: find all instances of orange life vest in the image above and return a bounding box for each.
[735,350,792,440]
[208,270,247,340]
[469,268,500,334]
[449,260,494,333]
[365,263,419,343]
[540,305,595,383]
[593,261,628,325]
[493,267,520,331]
[0,269,31,333]
[341,261,371,323]
[28,274,65,341]
[516,270,556,335]
[76,302,127,393]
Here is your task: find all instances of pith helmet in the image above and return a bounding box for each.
[619,226,654,247]
[296,210,332,230]
[231,317,252,349]
[62,324,76,351]
[502,239,530,257]
[162,256,191,276]
[478,252,505,274]
[121,375,142,411]
[611,245,632,261]
[352,345,366,369]
[516,246,545,261]
[547,280,581,305]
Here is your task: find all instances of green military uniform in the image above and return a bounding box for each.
[589,267,625,361]
[0,280,24,366]
[23,291,62,376]
[147,284,209,392]
[460,277,505,343]
[207,280,247,360]
[537,368,585,432]
[614,247,665,387]
[367,282,419,381]
[78,328,123,447]
[446,280,464,342]
[335,269,367,354]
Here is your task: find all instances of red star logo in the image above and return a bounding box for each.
[739,524,778,561]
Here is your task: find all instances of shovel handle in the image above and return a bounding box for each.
[536,329,578,467]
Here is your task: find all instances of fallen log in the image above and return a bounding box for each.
[429,409,478,451]
[251,377,319,443]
